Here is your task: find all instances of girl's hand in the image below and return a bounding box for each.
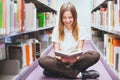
[61,57,77,64]
[55,55,61,60]
[61,57,68,63]
[67,57,77,64]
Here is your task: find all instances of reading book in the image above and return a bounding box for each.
[55,49,83,58]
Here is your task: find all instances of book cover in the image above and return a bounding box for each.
[108,0,114,30]
[37,12,45,27]
[0,0,2,29]
[22,39,36,67]
[7,45,22,68]
[55,50,83,58]
[24,3,36,31]
[118,49,120,76]
[112,38,120,71]
[0,43,6,60]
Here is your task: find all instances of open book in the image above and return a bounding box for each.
[54,49,83,58]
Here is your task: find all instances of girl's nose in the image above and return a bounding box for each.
[66,18,70,22]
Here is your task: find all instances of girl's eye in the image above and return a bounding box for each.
[69,17,73,19]
[62,17,66,19]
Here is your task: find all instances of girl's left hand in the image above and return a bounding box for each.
[68,57,77,64]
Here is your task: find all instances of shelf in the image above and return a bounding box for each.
[6,26,54,38]
[24,0,57,14]
[91,26,120,36]
[91,40,119,80]
[0,0,56,79]
[91,0,107,13]
[0,36,5,39]
[0,74,17,80]
[37,26,54,30]
[0,36,5,43]
[0,0,57,41]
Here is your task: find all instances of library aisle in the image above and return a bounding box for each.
[16,40,119,80]
[0,0,120,80]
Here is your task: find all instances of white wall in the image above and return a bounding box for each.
[55,0,91,40]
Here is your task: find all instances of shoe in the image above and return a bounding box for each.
[43,70,62,77]
[82,70,100,79]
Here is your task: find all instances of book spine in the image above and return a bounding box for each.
[0,0,2,33]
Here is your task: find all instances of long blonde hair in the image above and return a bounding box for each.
[58,2,79,41]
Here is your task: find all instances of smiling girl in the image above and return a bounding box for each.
[38,2,100,79]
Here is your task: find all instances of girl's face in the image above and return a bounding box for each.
[62,11,74,28]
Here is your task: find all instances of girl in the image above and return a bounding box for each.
[38,2,100,79]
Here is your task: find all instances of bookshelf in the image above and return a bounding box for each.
[24,0,57,13]
[91,0,120,79]
[0,0,57,80]
[92,26,120,36]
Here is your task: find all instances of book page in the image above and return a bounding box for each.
[55,49,83,58]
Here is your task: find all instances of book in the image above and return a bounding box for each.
[7,43,23,68]
[0,0,2,29]
[0,43,6,60]
[37,12,45,27]
[55,49,83,58]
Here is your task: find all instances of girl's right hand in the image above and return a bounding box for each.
[61,57,69,63]
[55,55,61,60]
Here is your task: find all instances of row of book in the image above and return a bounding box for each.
[0,30,52,67]
[0,0,25,35]
[104,34,120,74]
[0,0,56,35]
[92,30,120,76]
[91,0,120,31]
[25,2,56,30]
[92,29,104,55]
[6,39,40,68]
[37,12,56,28]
